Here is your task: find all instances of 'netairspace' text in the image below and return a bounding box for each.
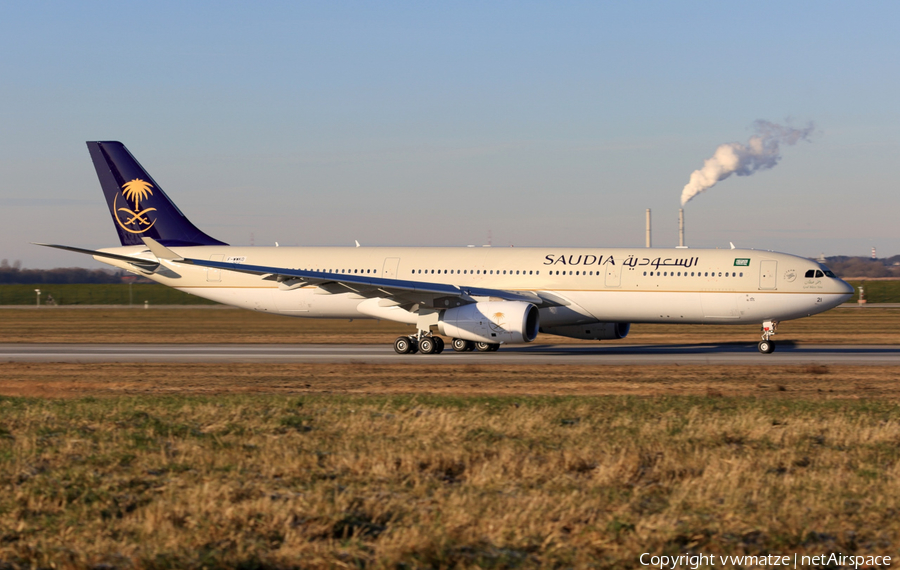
[640,553,891,569]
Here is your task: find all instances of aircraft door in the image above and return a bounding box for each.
[605,263,622,288]
[382,257,400,279]
[759,260,777,290]
[206,254,224,282]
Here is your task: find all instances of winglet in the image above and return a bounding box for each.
[142,237,183,260]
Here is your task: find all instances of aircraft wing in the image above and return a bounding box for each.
[37,237,563,309]
[179,256,552,308]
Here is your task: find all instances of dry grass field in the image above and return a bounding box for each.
[0,362,899,400]
[2,306,900,345]
[0,394,898,569]
[1,307,899,568]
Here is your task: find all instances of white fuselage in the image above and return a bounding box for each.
[93,245,854,332]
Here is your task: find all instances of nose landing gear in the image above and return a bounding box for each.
[758,320,777,354]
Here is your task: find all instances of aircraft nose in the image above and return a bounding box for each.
[839,279,855,298]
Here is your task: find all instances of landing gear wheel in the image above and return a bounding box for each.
[434,337,445,354]
[488,343,500,352]
[394,337,413,354]
[408,339,419,354]
[452,338,471,352]
[758,340,775,354]
[474,342,493,352]
[419,337,437,354]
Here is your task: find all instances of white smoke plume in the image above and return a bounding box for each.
[680,120,814,206]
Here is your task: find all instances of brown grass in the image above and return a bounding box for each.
[2,307,898,567]
[2,306,899,344]
[0,394,897,568]
[2,362,900,400]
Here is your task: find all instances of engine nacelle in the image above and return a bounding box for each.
[541,322,630,340]
[438,301,539,344]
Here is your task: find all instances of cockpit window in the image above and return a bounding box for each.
[818,264,837,278]
[805,269,815,278]
[815,270,824,278]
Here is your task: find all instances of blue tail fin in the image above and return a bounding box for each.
[87,141,227,247]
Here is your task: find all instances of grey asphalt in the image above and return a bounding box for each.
[1,343,899,365]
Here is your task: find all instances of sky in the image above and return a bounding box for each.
[1,1,898,268]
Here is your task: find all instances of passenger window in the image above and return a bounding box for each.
[725,272,728,277]
[643,271,647,276]
[739,272,743,277]
[718,272,722,277]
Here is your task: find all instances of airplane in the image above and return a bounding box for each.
[39,141,854,355]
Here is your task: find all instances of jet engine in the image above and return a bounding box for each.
[438,301,539,344]
[540,322,630,340]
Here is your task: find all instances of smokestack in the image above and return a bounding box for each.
[679,208,685,247]
[646,209,651,248]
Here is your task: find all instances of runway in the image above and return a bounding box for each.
[2,343,899,365]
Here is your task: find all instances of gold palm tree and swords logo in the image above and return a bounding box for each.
[488,311,506,332]
[114,179,157,233]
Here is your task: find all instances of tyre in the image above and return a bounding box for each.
[419,337,436,354]
[474,342,492,352]
[394,336,412,354]
[434,337,445,354]
[488,343,500,352]
[758,340,775,354]
[452,338,470,352]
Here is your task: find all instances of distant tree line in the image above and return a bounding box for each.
[0,260,124,284]
[822,256,900,278]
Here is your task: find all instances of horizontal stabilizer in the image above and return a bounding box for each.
[33,243,160,271]
[142,237,182,260]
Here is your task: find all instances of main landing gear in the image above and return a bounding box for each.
[758,320,777,354]
[393,334,444,354]
[449,338,500,352]
[393,335,499,355]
